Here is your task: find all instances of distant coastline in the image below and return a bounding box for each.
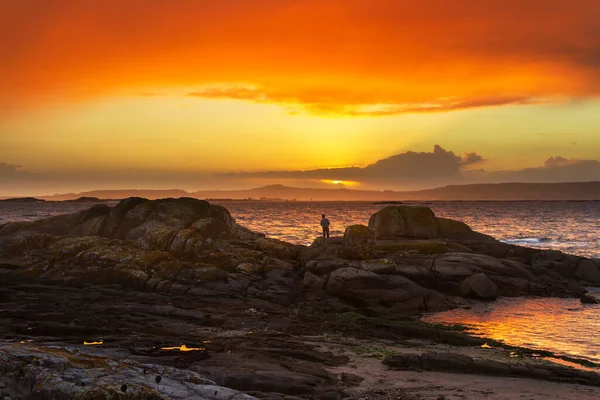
[2,181,598,202]
[0,196,111,203]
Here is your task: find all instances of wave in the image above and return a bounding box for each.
[501,237,553,244]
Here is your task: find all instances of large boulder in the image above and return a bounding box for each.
[103,197,148,237]
[436,217,472,236]
[122,198,229,241]
[369,206,439,239]
[112,199,157,239]
[575,260,600,284]
[460,273,498,300]
[360,258,396,274]
[434,253,534,281]
[305,258,353,275]
[437,217,496,241]
[326,267,391,294]
[303,271,326,290]
[0,197,242,244]
[375,239,472,255]
[325,267,432,311]
[368,206,406,239]
[255,238,300,260]
[0,204,111,238]
[342,225,374,259]
[532,250,582,279]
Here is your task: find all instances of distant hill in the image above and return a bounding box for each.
[405,182,600,201]
[37,182,600,201]
[63,197,108,203]
[0,197,46,203]
[42,189,189,202]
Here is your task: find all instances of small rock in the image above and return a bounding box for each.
[340,372,364,387]
[460,273,498,300]
[236,263,262,274]
[580,294,600,304]
[303,271,326,290]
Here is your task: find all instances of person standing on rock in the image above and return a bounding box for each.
[320,214,330,239]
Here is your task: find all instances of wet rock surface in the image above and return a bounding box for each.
[1,198,600,398]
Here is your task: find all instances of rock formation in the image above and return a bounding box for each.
[1,198,599,398]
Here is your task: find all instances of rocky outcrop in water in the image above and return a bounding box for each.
[1,198,600,399]
[1,197,598,315]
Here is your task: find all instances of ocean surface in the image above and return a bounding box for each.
[423,287,600,367]
[1,200,599,366]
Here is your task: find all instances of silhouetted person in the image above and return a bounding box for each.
[320,214,330,239]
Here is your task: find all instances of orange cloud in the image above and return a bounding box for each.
[1,0,600,115]
[188,86,538,116]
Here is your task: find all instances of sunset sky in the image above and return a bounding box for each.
[1,0,599,195]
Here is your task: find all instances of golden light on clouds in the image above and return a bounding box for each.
[0,0,599,195]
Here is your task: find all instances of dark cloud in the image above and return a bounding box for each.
[544,156,574,168]
[461,152,485,165]
[217,146,485,187]
[467,157,600,183]
[217,149,599,189]
[1,151,598,196]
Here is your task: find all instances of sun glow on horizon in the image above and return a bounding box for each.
[321,180,360,187]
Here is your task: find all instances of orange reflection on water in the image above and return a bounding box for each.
[161,344,205,352]
[83,340,103,345]
[424,293,600,368]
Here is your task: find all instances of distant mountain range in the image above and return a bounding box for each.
[18,181,600,201]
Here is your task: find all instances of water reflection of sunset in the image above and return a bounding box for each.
[424,291,600,367]
[83,340,103,345]
[161,344,205,352]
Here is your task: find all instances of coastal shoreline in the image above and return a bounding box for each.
[1,197,599,399]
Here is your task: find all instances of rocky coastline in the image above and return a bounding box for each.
[1,197,599,399]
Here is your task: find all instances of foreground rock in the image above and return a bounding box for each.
[0,343,254,400]
[460,272,498,300]
[1,198,600,398]
[342,225,374,259]
[1,197,597,316]
[368,205,494,241]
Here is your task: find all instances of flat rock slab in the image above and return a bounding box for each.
[384,352,600,386]
[0,343,256,400]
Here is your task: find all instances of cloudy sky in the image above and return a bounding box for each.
[1,0,599,195]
